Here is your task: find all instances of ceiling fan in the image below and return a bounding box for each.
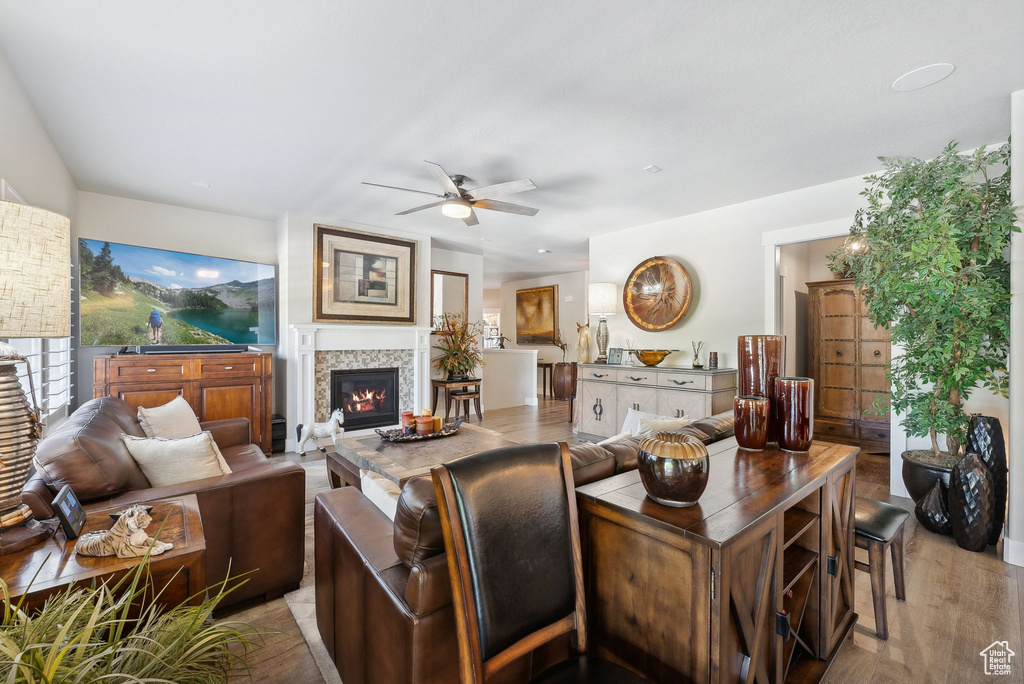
[362,161,538,226]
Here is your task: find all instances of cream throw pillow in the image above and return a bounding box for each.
[137,396,203,439]
[637,416,692,437]
[122,432,232,487]
[598,430,633,446]
[359,469,402,521]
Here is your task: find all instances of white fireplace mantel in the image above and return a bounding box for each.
[290,323,432,449]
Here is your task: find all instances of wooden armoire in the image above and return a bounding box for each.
[806,279,890,453]
[93,351,273,455]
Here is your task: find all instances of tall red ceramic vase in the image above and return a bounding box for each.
[775,377,814,452]
[737,335,786,444]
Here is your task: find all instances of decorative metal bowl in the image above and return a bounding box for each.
[628,349,676,367]
[637,432,710,507]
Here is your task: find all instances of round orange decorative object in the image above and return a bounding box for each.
[622,256,692,331]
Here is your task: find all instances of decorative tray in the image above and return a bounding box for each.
[375,418,463,442]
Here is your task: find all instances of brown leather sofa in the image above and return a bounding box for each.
[314,412,735,684]
[22,397,305,607]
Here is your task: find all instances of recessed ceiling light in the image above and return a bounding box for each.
[891,63,954,92]
[538,248,551,254]
[643,165,662,174]
[191,181,210,188]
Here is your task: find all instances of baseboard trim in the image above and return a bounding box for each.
[525,396,539,406]
[1004,537,1024,567]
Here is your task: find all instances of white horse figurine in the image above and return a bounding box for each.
[297,408,345,453]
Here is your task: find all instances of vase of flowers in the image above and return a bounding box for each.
[433,313,484,380]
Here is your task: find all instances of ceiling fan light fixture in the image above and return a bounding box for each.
[441,199,472,219]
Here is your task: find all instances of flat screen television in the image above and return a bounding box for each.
[78,239,276,346]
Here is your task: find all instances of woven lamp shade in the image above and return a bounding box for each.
[0,200,71,339]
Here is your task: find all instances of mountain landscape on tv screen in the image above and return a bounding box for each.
[79,239,275,346]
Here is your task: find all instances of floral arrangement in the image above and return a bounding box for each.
[433,312,484,379]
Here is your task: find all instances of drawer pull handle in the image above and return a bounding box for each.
[593,398,604,422]
[146,368,157,373]
[627,376,646,382]
[827,425,836,431]
[670,379,693,386]
[836,350,843,357]
[632,402,640,410]
[592,373,607,379]
[873,350,881,358]
[224,366,233,370]
[676,409,685,418]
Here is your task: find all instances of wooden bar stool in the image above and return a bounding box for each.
[853,497,910,640]
[450,390,482,422]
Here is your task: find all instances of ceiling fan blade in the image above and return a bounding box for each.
[362,182,444,198]
[472,199,539,216]
[423,160,462,196]
[466,179,536,200]
[463,208,479,227]
[395,201,446,216]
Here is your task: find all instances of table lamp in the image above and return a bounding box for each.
[588,282,617,363]
[0,200,71,553]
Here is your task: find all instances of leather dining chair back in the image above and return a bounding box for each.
[432,442,585,682]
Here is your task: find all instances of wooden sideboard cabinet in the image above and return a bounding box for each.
[576,439,859,683]
[576,364,736,439]
[93,351,273,455]
[807,279,891,453]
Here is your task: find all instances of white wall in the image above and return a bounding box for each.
[1004,89,1024,566]
[499,271,588,364]
[0,50,76,219]
[277,212,433,438]
[806,236,845,282]
[778,242,809,375]
[483,288,501,310]
[590,175,868,369]
[73,191,277,406]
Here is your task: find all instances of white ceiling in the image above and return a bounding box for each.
[1,1,1022,286]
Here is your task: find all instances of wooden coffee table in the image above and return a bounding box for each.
[327,422,517,488]
[0,495,206,613]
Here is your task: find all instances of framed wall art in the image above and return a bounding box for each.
[515,284,558,344]
[314,225,416,324]
[622,255,692,331]
[606,347,624,365]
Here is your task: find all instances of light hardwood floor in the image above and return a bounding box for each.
[226,398,1020,683]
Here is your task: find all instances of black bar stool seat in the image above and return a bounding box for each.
[853,497,910,640]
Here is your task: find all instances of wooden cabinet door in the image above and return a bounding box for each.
[616,385,658,421]
[195,379,260,444]
[823,456,857,653]
[579,381,618,438]
[108,382,191,412]
[656,388,708,421]
[717,514,777,684]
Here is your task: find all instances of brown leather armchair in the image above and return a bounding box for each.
[314,413,735,683]
[22,397,305,607]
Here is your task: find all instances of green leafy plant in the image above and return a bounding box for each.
[0,554,264,683]
[832,141,1017,457]
[432,312,484,378]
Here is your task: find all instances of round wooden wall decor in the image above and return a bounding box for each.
[622,256,692,331]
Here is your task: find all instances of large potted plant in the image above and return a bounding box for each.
[433,312,484,380]
[836,142,1016,501]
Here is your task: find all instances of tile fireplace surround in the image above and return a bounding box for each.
[291,324,432,449]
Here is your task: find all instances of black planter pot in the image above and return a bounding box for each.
[901,451,953,504]
[968,416,1007,545]
[949,453,995,553]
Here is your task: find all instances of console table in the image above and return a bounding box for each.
[576,364,736,439]
[576,439,859,683]
[93,351,273,454]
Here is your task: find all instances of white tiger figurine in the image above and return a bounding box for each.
[74,505,174,559]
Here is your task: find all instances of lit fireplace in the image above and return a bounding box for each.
[330,367,400,431]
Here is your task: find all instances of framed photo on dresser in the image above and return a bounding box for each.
[314,225,417,324]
